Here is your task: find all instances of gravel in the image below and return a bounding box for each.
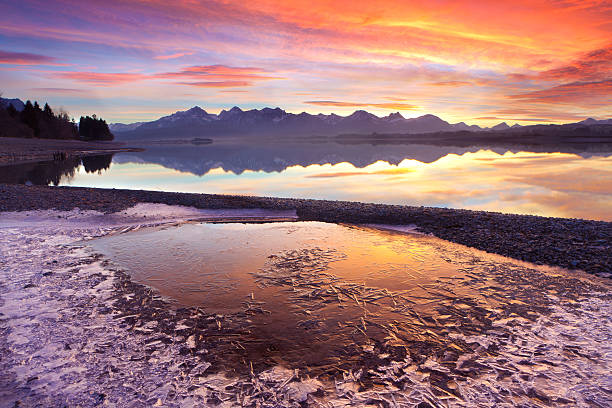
[0,184,610,277]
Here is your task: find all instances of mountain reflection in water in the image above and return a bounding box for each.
[1,139,610,220]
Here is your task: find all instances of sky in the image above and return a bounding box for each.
[0,0,611,125]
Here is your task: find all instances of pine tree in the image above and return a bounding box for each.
[43,103,53,118]
[21,100,39,137]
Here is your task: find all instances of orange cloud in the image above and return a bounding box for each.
[429,81,472,87]
[538,45,612,82]
[508,44,612,85]
[509,79,612,104]
[305,101,418,110]
[177,81,252,88]
[489,108,587,122]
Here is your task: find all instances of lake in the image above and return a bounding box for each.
[2,138,611,220]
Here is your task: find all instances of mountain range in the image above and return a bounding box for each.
[109,106,506,140]
[108,105,612,140]
[2,97,611,140]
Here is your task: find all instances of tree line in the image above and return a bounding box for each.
[1,99,114,141]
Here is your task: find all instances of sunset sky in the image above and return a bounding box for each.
[1,0,610,125]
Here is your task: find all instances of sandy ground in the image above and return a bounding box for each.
[0,137,140,165]
[1,204,610,407]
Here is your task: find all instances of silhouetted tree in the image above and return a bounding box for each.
[1,98,87,139]
[21,100,39,137]
[79,115,114,141]
[43,103,53,118]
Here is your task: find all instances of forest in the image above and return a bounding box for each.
[0,98,114,141]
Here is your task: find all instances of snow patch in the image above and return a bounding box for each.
[0,203,297,229]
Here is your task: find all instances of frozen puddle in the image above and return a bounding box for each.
[1,207,610,407]
[90,220,612,406]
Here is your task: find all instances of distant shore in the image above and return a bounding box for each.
[0,184,609,278]
[0,137,142,165]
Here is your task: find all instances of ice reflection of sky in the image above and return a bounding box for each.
[89,221,612,405]
[61,150,612,221]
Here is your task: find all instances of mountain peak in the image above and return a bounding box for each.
[491,122,510,131]
[187,105,205,112]
[218,106,245,120]
[406,114,444,124]
[384,112,405,122]
[347,110,377,120]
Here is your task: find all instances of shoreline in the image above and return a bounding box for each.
[0,137,142,165]
[1,184,610,277]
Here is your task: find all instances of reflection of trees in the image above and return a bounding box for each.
[0,154,113,185]
[82,155,112,174]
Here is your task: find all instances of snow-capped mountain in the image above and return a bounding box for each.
[0,97,25,111]
[110,106,217,133]
[112,105,483,140]
[108,122,146,133]
[140,106,218,128]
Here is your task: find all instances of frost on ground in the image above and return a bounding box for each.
[0,206,611,407]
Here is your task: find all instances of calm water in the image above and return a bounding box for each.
[2,139,611,220]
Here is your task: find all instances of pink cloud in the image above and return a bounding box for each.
[154,52,194,60]
[51,64,279,88]
[156,65,280,80]
[177,81,252,88]
[54,71,149,85]
[156,64,282,88]
[30,87,86,94]
[0,50,56,65]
